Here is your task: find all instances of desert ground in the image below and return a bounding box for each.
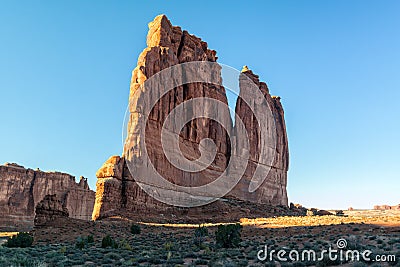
[0,210,399,266]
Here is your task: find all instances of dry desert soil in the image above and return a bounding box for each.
[0,210,399,267]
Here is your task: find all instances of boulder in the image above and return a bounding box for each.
[34,194,69,227]
[307,208,333,216]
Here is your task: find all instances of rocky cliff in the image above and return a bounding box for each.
[374,204,400,210]
[230,68,289,205]
[93,15,289,220]
[0,163,95,231]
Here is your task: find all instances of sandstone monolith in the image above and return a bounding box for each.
[93,15,289,220]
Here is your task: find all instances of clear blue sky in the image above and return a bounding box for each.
[1,1,399,209]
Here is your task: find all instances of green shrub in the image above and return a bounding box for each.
[167,258,184,264]
[130,223,141,235]
[215,224,242,248]
[101,235,118,248]
[87,234,94,243]
[194,225,208,246]
[76,237,86,250]
[4,232,33,248]
[195,259,208,265]
[164,241,174,251]
[59,246,67,254]
[75,235,95,249]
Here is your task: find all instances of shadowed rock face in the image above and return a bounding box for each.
[0,163,95,231]
[92,15,289,220]
[34,194,69,227]
[230,68,289,204]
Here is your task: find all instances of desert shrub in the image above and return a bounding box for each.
[388,238,400,245]
[76,237,86,249]
[194,225,208,246]
[45,251,59,259]
[137,256,148,263]
[184,251,197,258]
[4,232,33,248]
[245,249,257,260]
[195,225,208,237]
[335,210,345,216]
[130,223,141,235]
[195,259,208,265]
[101,235,118,249]
[315,254,341,267]
[87,234,94,243]
[164,241,174,251]
[119,239,132,251]
[148,257,162,264]
[237,259,249,266]
[0,253,45,266]
[215,224,242,248]
[106,252,121,260]
[121,259,137,266]
[59,246,67,254]
[167,258,184,264]
[352,262,368,267]
[75,235,94,249]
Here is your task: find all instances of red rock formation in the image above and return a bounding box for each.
[93,14,289,220]
[230,68,289,204]
[374,204,400,210]
[93,155,167,220]
[34,194,69,227]
[0,163,95,231]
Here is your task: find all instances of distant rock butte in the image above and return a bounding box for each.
[374,204,400,210]
[0,163,95,231]
[92,14,289,220]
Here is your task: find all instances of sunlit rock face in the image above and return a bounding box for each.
[93,15,289,220]
[374,204,400,210]
[0,163,95,231]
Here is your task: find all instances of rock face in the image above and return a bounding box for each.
[374,204,400,210]
[230,68,289,204]
[0,163,95,231]
[93,15,289,220]
[34,194,69,227]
